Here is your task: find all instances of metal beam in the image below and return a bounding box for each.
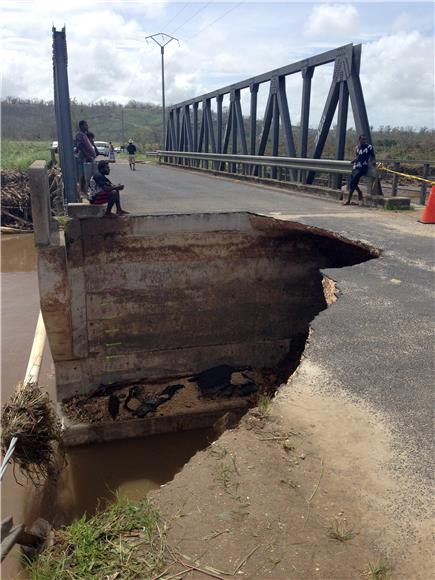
[175,108,181,150]
[156,151,353,174]
[333,81,349,190]
[277,75,297,180]
[306,79,340,184]
[203,101,209,155]
[231,92,238,172]
[222,102,234,154]
[168,110,176,152]
[234,91,248,155]
[271,93,279,179]
[216,94,223,153]
[185,105,193,152]
[170,44,355,108]
[205,101,217,153]
[250,83,259,156]
[52,27,78,203]
[257,88,274,156]
[300,66,314,159]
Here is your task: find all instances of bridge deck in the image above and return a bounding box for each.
[110,161,347,215]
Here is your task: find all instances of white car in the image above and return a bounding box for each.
[94,141,110,156]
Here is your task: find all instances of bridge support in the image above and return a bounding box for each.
[52,27,78,204]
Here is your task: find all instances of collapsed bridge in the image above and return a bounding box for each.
[30,161,377,446]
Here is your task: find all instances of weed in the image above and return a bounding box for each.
[327,518,357,542]
[213,452,244,502]
[209,444,228,460]
[230,453,240,475]
[54,216,71,228]
[257,395,272,419]
[280,479,299,489]
[283,439,295,451]
[216,462,233,490]
[26,495,164,579]
[362,560,392,579]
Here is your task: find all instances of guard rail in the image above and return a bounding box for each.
[150,151,433,203]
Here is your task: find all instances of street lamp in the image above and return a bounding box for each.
[145,33,179,148]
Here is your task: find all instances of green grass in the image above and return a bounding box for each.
[27,495,164,579]
[1,140,52,171]
[257,395,273,419]
[327,518,357,542]
[363,560,392,579]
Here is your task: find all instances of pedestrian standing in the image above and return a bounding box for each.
[87,132,100,158]
[75,120,96,194]
[127,139,137,171]
[108,141,116,163]
[344,134,376,205]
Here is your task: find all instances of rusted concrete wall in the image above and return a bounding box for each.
[36,212,372,401]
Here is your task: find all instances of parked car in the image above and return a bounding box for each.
[114,146,121,153]
[51,140,79,154]
[94,141,110,156]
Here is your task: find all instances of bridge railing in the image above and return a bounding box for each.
[152,150,369,194]
[151,151,433,203]
[375,159,433,204]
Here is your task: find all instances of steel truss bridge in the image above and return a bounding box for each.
[164,43,371,188]
[52,29,379,201]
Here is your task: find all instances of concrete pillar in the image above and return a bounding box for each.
[28,160,51,247]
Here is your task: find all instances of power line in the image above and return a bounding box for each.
[187,1,245,40]
[169,2,212,35]
[161,2,191,32]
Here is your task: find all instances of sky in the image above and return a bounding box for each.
[1,0,434,129]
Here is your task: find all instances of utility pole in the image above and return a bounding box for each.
[145,33,179,148]
[121,107,125,143]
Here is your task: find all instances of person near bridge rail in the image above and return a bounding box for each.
[127,139,137,171]
[88,160,129,217]
[344,134,376,206]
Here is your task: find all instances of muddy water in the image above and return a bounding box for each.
[1,235,214,579]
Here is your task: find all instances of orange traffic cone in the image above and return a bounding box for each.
[419,186,435,224]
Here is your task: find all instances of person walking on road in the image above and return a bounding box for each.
[127,139,137,171]
[88,160,129,217]
[344,134,376,206]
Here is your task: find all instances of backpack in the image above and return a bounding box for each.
[88,175,102,201]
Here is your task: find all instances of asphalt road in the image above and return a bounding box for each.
[111,160,434,484]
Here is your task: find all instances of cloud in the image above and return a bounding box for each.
[1,1,433,131]
[304,4,360,38]
[361,31,434,128]
[392,12,413,33]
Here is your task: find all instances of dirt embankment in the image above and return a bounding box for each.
[149,360,433,579]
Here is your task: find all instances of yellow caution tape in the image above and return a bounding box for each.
[376,163,435,185]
